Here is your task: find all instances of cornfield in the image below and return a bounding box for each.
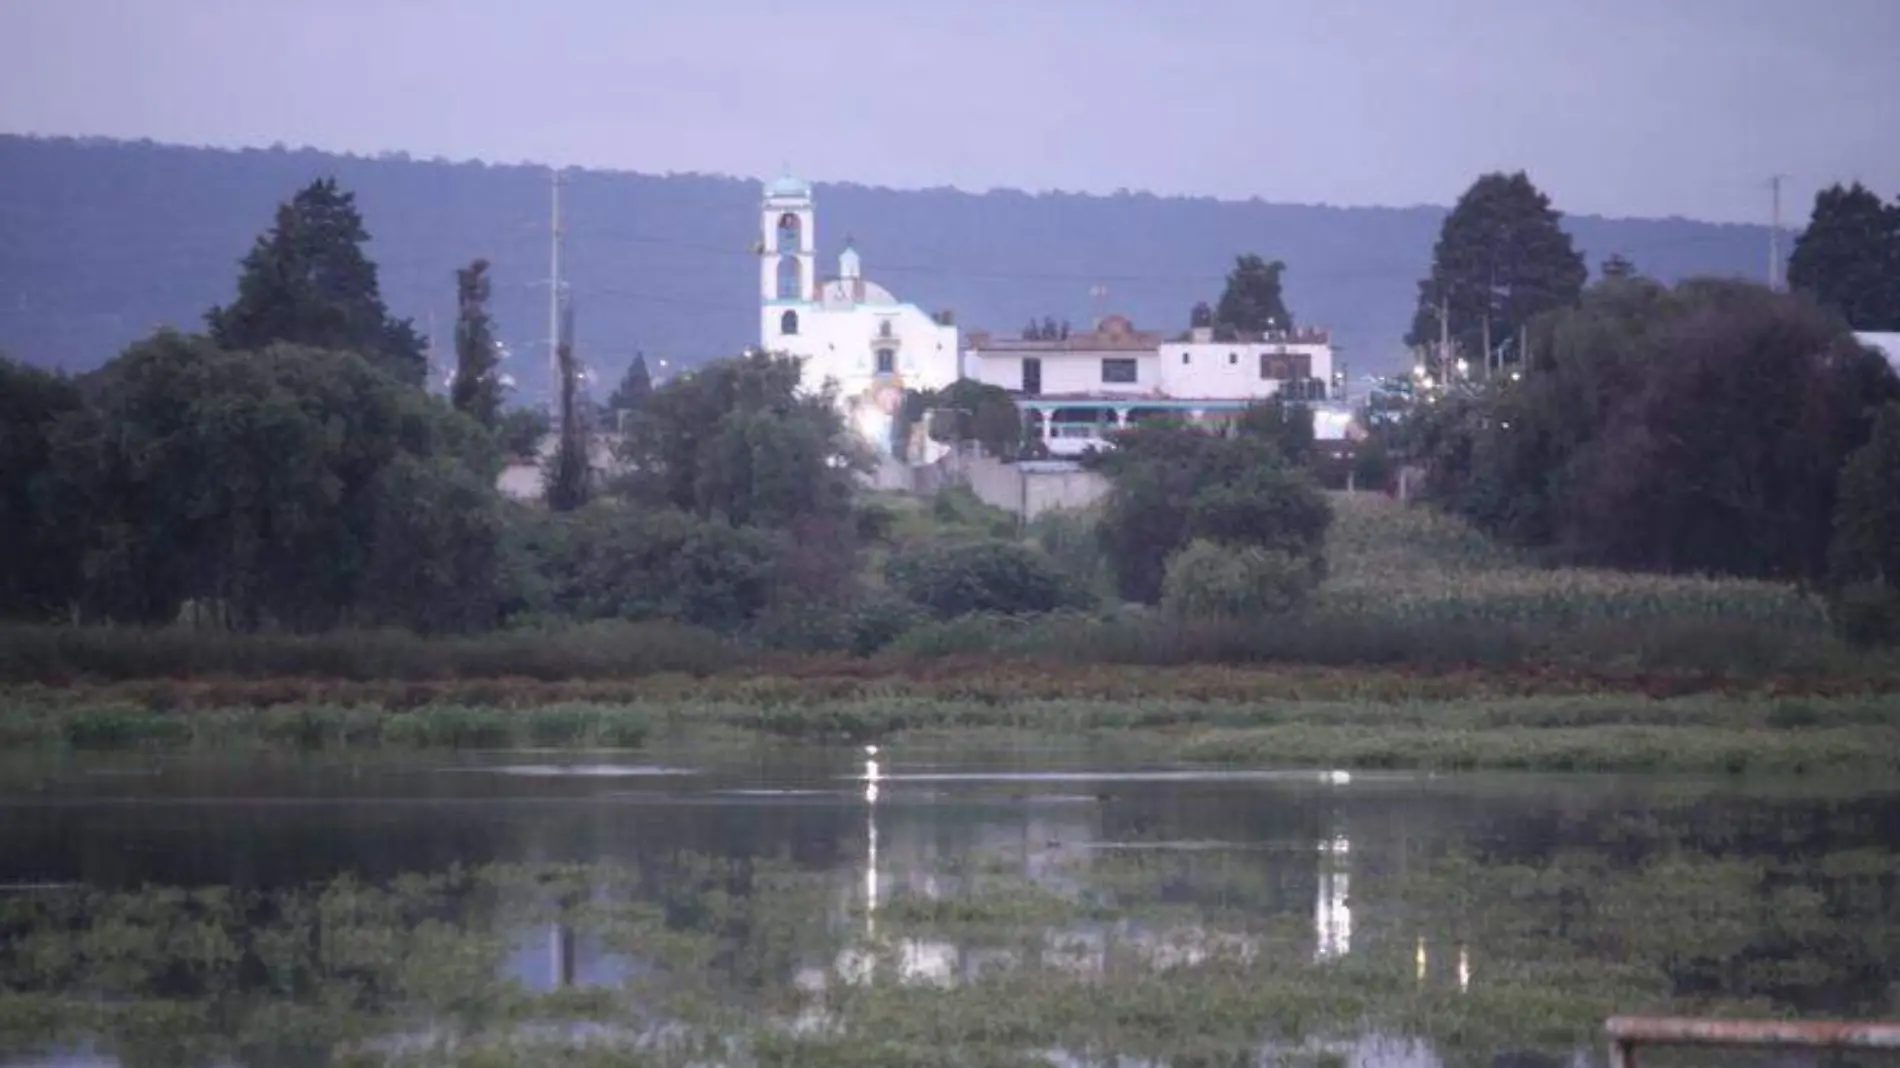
[1318,493,1830,632]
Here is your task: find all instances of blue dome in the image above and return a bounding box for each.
[765,173,811,199]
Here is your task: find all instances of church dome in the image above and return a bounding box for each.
[765,173,811,199]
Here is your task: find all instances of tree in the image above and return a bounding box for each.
[1089,423,1331,603]
[614,349,863,528]
[1411,277,1900,582]
[1829,402,1900,645]
[1405,171,1588,369]
[1787,182,1900,331]
[607,352,653,419]
[1215,254,1294,336]
[450,258,503,426]
[50,331,500,629]
[903,379,1027,460]
[206,178,428,386]
[884,539,1088,619]
[546,310,590,513]
[1234,398,1316,466]
[498,407,550,459]
[0,357,86,620]
[1600,253,1638,280]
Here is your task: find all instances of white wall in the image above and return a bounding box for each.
[967,349,1161,397]
[1158,341,1331,397]
[965,341,1333,401]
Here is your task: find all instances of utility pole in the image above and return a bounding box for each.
[1768,174,1785,291]
[547,167,566,409]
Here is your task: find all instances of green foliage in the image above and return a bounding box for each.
[1414,278,1900,582]
[44,332,500,630]
[497,407,550,460]
[0,357,85,620]
[514,502,779,633]
[884,539,1089,619]
[1183,465,1330,566]
[1828,402,1900,645]
[905,378,1027,460]
[1092,423,1332,604]
[1405,171,1588,363]
[546,333,591,513]
[1787,181,1900,331]
[1232,398,1315,465]
[615,350,861,527]
[204,177,426,386]
[355,454,505,634]
[1214,253,1294,335]
[1026,507,1113,602]
[605,353,653,418]
[450,258,503,426]
[1162,540,1316,620]
[1350,437,1394,491]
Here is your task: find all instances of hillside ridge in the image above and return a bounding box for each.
[0,134,1775,397]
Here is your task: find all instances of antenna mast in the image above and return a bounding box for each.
[547,167,566,407]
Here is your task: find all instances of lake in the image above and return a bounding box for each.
[1,746,1896,1068]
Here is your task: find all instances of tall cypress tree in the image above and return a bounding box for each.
[1405,171,1587,368]
[450,258,503,426]
[206,178,427,385]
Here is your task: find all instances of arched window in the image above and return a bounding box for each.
[776,212,801,253]
[878,320,894,339]
[780,309,799,336]
[776,256,801,301]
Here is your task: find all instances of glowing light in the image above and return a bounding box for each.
[1416,937,1427,983]
[1458,944,1471,991]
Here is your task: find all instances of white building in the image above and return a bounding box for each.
[757,175,960,456]
[963,316,1339,456]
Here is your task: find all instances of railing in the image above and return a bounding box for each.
[1606,1016,1900,1068]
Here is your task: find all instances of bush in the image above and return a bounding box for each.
[752,589,927,656]
[885,539,1090,619]
[1832,581,1900,649]
[526,502,780,633]
[1161,540,1318,620]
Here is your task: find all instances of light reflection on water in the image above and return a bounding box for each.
[0,749,1896,1067]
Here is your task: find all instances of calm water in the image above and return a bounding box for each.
[1,747,1897,1067]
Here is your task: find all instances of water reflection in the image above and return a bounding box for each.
[0,753,1897,1067]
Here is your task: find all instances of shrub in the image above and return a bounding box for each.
[1831,581,1900,649]
[885,539,1089,619]
[1161,539,1318,620]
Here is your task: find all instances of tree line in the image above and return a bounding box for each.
[1385,170,1900,644]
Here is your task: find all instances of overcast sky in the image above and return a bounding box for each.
[3,0,1896,225]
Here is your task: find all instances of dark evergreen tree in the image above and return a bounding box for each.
[607,352,653,416]
[1215,254,1294,335]
[1787,182,1900,331]
[206,177,427,385]
[1600,253,1638,280]
[1405,171,1588,367]
[0,357,86,620]
[450,258,503,426]
[546,300,590,513]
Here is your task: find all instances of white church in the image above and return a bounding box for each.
[755,174,1347,462]
[757,174,962,456]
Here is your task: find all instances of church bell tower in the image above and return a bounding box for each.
[760,174,816,305]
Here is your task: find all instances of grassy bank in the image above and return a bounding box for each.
[5,690,1897,773]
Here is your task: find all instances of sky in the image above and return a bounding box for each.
[3,0,1898,225]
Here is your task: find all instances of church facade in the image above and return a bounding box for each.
[757,175,961,457]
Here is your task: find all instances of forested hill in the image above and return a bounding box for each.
[0,134,1774,398]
